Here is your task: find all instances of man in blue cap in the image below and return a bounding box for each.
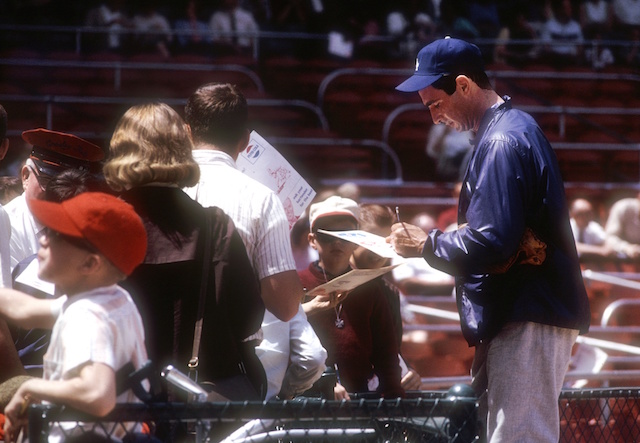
[388,37,590,443]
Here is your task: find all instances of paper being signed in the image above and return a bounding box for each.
[305,264,402,296]
[316,229,401,259]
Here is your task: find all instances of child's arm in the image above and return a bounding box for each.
[4,362,117,441]
[0,288,60,329]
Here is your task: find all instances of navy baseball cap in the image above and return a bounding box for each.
[396,37,484,93]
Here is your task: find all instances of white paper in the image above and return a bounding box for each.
[237,131,316,229]
[317,229,402,259]
[305,264,402,296]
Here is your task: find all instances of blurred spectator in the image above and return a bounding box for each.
[624,26,640,67]
[540,0,585,66]
[493,3,540,67]
[173,0,212,55]
[604,192,640,259]
[0,177,22,205]
[438,0,480,40]
[569,198,617,259]
[263,0,321,57]
[579,0,613,36]
[584,24,615,70]
[386,0,438,58]
[132,0,173,58]
[611,0,640,38]
[426,124,473,182]
[84,0,132,53]
[468,0,501,37]
[468,0,501,60]
[209,0,260,56]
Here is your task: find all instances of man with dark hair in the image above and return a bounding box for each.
[185,83,302,322]
[185,83,327,402]
[388,38,590,443]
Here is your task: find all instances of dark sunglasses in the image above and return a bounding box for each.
[28,165,52,191]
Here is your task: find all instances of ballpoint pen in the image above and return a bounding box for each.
[395,206,413,240]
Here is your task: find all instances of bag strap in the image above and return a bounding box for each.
[188,208,214,382]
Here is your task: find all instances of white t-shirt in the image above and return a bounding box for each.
[45,285,148,442]
[209,7,258,48]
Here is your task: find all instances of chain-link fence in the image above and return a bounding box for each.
[26,391,479,443]
[25,388,640,442]
[560,388,640,442]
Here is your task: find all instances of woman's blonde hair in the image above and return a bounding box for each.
[104,102,200,191]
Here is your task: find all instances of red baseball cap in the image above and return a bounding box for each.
[29,192,147,275]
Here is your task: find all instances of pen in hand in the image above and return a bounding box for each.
[395,206,413,239]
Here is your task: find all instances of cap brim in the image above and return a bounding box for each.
[396,73,443,92]
[30,157,64,178]
[28,198,83,238]
[310,211,358,230]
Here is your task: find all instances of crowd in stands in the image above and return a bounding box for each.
[1,0,639,69]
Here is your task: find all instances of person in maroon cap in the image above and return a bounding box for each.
[5,129,104,272]
[388,37,590,443]
[0,192,148,443]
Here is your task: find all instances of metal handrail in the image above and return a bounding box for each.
[266,136,403,181]
[0,58,265,93]
[601,299,640,327]
[0,93,327,133]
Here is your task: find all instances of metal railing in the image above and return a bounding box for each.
[23,388,640,442]
[26,394,480,443]
[0,57,266,93]
[0,93,327,135]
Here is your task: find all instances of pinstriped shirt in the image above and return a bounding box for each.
[185,150,296,280]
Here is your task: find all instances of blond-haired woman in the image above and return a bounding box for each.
[104,102,266,401]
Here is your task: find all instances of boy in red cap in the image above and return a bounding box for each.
[0,192,148,443]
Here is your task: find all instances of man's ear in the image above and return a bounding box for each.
[20,164,30,189]
[0,138,8,162]
[456,75,471,94]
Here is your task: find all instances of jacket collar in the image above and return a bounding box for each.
[471,95,512,147]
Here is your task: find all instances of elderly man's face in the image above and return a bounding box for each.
[22,163,47,201]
